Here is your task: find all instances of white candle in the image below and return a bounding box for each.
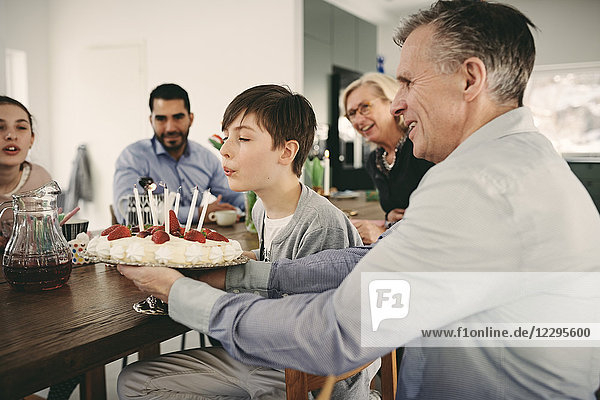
[164,185,169,232]
[174,186,181,216]
[185,186,199,233]
[133,184,144,231]
[196,190,210,231]
[148,185,158,226]
[323,150,330,196]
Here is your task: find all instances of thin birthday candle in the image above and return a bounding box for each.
[163,184,169,232]
[196,190,210,231]
[133,184,144,231]
[323,150,330,196]
[185,186,199,233]
[148,184,158,226]
[174,186,181,216]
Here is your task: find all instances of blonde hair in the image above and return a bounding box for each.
[340,72,405,129]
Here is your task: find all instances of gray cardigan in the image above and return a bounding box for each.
[251,183,362,261]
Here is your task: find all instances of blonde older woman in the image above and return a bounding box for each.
[342,72,433,244]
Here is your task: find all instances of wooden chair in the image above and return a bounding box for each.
[285,350,397,400]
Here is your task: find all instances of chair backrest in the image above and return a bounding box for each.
[284,349,397,400]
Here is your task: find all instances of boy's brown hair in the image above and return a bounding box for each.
[221,84,316,177]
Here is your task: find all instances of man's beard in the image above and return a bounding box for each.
[156,130,189,152]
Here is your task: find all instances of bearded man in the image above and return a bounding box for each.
[113,83,243,224]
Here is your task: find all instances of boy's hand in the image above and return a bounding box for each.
[117,265,184,302]
[243,251,257,260]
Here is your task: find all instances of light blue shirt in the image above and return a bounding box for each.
[169,108,600,399]
[113,137,244,223]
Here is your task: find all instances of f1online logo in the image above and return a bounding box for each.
[369,280,411,331]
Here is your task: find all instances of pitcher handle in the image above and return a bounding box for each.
[0,201,13,220]
[117,196,131,219]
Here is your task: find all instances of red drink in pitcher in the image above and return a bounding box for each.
[0,181,73,291]
[3,256,72,291]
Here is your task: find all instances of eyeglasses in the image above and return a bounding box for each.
[345,100,378,122]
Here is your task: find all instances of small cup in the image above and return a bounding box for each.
[61,219,89,241]
[208,210,237,226]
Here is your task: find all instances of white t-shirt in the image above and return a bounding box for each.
[262,214,294,262]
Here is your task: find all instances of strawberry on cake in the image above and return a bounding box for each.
[87,210,244,266]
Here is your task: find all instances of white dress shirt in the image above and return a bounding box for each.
[169,107,600,399]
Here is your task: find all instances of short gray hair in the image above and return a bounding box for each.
[394,0,537,107]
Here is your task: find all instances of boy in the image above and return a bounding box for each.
[118,85,375,399]
[221,84,361,262]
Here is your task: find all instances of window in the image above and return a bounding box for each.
[524,62,600,155]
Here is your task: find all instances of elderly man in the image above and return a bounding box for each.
[113,83,244,225]
[118,1,600,399]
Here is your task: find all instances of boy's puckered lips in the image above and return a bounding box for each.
[223,167,234,177]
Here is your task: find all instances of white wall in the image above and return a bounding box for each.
[377,0,600,76]
[0,0,6,94]
[2,0,303,230]
[4,0,599,229]
[1,0,51,171]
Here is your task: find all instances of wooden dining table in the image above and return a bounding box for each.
[328,190,384,221]
[0,192,380,399]
[0,221,258,400]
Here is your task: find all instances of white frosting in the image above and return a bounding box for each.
[110,245,126,260]
[126,242,145,262]
[87,236,99,252]
[154,245,173,264]
[208,246,223,264]
[184,243,206,264]
[86,232,242,265]
[95,237,111,258]
[223,242,239,261]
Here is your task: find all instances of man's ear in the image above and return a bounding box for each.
[462,57,487,102]
[280,140,299,166]
[189,112,194,126]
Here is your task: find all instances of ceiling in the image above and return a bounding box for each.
[324,0,432,25]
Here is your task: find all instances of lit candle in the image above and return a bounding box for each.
[185,186,199,233]
[323,150,330,196]
[196,190,210,231]
[133,184,144,231]
[163,184,170,232]
[148,183,158,226]
[174,186,181,216]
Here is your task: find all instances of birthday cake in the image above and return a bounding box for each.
[86,211,244,267]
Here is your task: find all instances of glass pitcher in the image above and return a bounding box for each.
[1,180,72,291]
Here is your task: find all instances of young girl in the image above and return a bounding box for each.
[0,96,51,249]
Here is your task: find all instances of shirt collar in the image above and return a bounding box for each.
[445,107,537,162]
